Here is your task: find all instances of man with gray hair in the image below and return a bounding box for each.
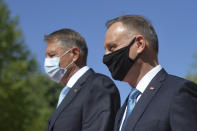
[103,15,197,131]
[44,28,120,131]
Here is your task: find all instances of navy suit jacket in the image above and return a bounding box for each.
[47,69,120,131]
[114,69,197,131]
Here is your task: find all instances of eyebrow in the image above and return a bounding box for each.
[105,42,117,48]
[46,50,57,55]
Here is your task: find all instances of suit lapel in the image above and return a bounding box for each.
[114,97,128,131]
[124,69,167,130]
[48,69,95,131]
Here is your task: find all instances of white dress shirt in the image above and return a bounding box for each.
[119,65,162,131]
[67,66,90,88]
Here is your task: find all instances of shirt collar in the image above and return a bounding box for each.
[136,65,162,94]
[66,66,90,88]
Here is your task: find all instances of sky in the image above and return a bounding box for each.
[4,0,197,103]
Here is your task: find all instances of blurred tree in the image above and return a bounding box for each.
[0,0,62,130]
[186,52,197,83]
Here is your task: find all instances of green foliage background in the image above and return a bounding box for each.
[0,0,62,130]
[186,52,197,83]
[0,0,196,131]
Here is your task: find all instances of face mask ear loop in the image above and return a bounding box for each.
[60,60,74,70]
[127,37,136,57]
[59,48,74,70]
[60,48,72,58]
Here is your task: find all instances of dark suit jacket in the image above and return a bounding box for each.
[114,69,197,131]
[47,68,120,131]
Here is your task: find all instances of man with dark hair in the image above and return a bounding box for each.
[103,15,197,131]
[44,28,120,131]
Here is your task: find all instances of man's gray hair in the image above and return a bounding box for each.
[44,28,88,65]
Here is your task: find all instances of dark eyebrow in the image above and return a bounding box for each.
[106,42,117,48]
[46,50,57,56]
[49,50,57,53]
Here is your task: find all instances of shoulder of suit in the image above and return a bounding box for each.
[95,72,113,79]
[94,73,116,85]
[85,72,118,92]
[164,74,197,92]
[166,74,195,85]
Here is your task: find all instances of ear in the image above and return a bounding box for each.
[71,47,80,62]
[135,35,146,54]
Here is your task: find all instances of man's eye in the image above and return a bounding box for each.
[109,46,116,51]
[48,53,56,58]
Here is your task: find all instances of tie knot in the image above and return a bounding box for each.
[128,88,141,99]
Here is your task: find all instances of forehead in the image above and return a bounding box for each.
[46,41,64,52]
[105,22,130,44]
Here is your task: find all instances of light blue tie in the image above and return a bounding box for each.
[121,88,141,131]
[57,86,70,108]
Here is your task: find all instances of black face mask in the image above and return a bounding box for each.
[103,38,140,81]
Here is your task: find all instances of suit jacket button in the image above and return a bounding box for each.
[74,89,78,93]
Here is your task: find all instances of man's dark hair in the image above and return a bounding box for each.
[44,28,88,65]
[106,15,159,54]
